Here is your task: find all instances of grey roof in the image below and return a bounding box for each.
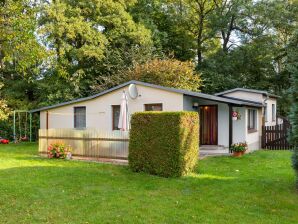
[215,88,279,98]
[30,80,263,113]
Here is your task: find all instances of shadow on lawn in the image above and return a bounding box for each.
[0,161,236,191]
[1,157,297,205]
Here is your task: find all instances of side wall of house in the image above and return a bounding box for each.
[230,106,262,151]
[232,107,246,144]
[245,107,263,151]
[265,97,277,126]
[40,85,184,130]
[221,91,263,103]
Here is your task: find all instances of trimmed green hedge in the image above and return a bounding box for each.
[128,111,199,177]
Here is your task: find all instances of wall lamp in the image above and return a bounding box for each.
[192,102,199,109]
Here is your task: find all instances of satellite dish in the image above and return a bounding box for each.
[128,84,138,99]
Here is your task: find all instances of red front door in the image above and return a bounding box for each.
[200,105,218,145]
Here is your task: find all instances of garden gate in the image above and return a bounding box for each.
[262,121,292,150]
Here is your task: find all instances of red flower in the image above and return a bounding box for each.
[232,111,238,117]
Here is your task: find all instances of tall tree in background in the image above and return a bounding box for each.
[200,0,297,116]
[288,31,298,188]
[0,0,296,117]
[38,0,152,102]
[0,0,46,109]
[131,0,196,61]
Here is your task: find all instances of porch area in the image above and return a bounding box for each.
[199,145,230,158]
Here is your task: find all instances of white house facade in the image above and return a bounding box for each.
[32,81,278,151]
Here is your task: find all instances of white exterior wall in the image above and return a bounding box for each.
[232,107,246,144]
[40,85,184,130]
[221,90,278,127]
[245,107,263,151]
[264,97,277,126]
[231,107,262,151]
[222,91,263,103]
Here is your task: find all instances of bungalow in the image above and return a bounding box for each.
[31,80,278,151]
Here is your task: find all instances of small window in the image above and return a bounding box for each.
[144,103,163,111]
[264,103,268,122]
[112,105,120,130]
[74,107,86,128]
[272,104,276,121]
[248,109,257,131]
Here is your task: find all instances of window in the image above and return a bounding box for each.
[74,107,86,128]
[144,103,163,111]
[264,103,268,122]
[112,105,120,130]
[272,104,276,121]
[248,109,257,131]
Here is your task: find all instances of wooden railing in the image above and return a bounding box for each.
[39,129,129,159]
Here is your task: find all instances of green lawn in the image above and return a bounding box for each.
[0,143,297,224]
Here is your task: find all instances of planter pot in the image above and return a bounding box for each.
[233,151,243,157]
[232,117,237,121]
[240,150,247,155]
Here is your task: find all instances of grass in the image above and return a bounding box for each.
[0,143,297,224]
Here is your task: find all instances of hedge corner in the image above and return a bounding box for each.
[128,111,199,177]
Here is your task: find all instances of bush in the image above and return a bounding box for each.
[128,111,199,177]
[292,149,298,187]
[230,142,247,152]
[47,142,72,159]
[92,59,202,93]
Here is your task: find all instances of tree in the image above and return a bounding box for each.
[0,0,46,77]
[37,0,153,103]
[0,0,46,111]
[39,0,152,77]
[0,88,10,121]
[288,31,298,188]
[92,59,202,92]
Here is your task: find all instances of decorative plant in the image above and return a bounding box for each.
[230,142,247,152]
[232,110,241,120]
[47,142,72,159]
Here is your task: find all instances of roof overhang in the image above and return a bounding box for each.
[30,81,263,113]
[215,88,280,98]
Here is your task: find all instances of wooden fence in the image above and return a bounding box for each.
[39,129,129,159]
[262,123,292,150]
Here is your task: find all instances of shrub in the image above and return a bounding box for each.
[47,142,72,159]
[128,111,199,177]
[92,59,202,93]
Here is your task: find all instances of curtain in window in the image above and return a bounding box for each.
[248,109,256,130]
[74,107,86,128]
[112,105,120,130]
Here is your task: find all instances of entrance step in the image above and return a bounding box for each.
[199,145,230,158]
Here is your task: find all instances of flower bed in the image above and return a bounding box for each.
[47,142,72,159]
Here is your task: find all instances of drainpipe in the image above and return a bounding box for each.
[228,104,233,153]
